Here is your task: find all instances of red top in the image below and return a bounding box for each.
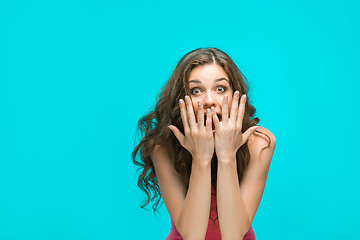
[166,185,256,240]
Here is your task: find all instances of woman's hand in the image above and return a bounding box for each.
[212,91,260,162]
[168,95,214,166]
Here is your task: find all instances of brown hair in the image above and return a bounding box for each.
[131,47,271,225]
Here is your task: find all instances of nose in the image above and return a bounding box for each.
[203,91,216,110]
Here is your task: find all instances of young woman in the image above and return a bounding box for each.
[132,47,276,240]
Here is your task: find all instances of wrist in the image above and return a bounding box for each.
[217,154,237,164]
[192,161,211,170]
[192,156,212,167]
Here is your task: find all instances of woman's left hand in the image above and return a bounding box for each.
[212,91,260,162]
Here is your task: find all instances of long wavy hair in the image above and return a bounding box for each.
[132,47,271,226]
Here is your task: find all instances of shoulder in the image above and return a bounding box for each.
[247,126,276,160]
[151,143,169,164]
[150,143,178,177]
[148,142,187,231]
[149,138,166,158]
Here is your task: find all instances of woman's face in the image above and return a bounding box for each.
[187,63,234,128]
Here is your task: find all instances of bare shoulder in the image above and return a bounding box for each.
[151,143,168,163]
[239,126,276,226]
[150,143,187,228]
[149,140,171,165]
[247,126,276,159]
[151,143,181,178]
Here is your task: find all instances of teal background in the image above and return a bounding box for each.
[1,0,359,239]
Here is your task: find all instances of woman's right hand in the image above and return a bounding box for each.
[168,95,214,166]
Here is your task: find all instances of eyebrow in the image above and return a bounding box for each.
[189,77,229,84]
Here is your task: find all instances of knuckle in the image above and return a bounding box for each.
[191,129,198,135]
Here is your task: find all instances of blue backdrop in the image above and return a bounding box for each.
[1,0,359,239]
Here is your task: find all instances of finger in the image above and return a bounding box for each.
[179,99,190,135]
[168,125,185,146]
[241,126,260,145]
[205,108,212,133]
[211,106,221,129]
[236,94,247,131]
[222,95,229,126]
[185,95,197,130]
[197,101,205,132]
[230,91,240,125]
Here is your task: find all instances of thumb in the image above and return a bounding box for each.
[242,126,261,144]
[168,125,185,146]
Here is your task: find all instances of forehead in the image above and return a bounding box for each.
[188,64,229,83]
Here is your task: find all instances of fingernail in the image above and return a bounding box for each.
[198,101,200,107]
[225,96,228,101]
[179,99,183,104]
[255,127,261,131]
[168,126,173,131]
[242,94,246,99]
[211,106,215,111]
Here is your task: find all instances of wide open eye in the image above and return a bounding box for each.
[217,86,227,93]
[190,87,201,95]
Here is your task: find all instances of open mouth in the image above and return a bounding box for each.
[203,114,222,129]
